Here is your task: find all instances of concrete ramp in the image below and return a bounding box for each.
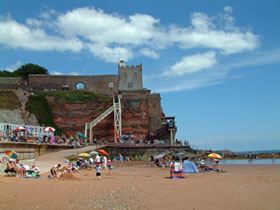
[36,145,103,173]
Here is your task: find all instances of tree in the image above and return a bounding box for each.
[14,63,49,79]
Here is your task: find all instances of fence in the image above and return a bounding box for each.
[0,123,54,139]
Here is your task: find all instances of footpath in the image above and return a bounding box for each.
[36,145,102,173]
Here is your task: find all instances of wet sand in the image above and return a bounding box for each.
[0,163,280,210]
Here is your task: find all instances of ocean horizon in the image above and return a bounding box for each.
[235,149,280,155]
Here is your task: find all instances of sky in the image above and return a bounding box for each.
[1,0,279,151]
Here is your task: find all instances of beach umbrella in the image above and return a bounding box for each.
[89,151,98,155]
[97,149,109,156]
[177,152,185,157]
[76,132,86,139]
[43,127,55,132]
[129,134,136,138]
[43,126,55,132]
[14,126,26,132]
[5,150,19,159]
[78,153,90,157]
[207,153,222,159]
[153,153,165,159]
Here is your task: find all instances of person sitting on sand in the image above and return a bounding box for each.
[69,162,79,173]
[50,164,61,177]
[170,158,184,179]
[213,159,220,172]
[4,159,16,175]
[15,159,26,177]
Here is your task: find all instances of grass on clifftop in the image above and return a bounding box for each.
[0,90,21,110]
[26,95,61,133]
[34,90,111,103]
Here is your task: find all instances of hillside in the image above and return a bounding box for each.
[0,89,171,141]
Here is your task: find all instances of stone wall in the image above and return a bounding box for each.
[0,77,23,89]
[103,145,193,161]
[28,75,119,95]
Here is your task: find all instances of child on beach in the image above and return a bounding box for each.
[96,165,101,179]
[50,164,61,177]
[107,158,111,175]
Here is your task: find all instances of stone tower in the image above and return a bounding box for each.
[118,60,143,92]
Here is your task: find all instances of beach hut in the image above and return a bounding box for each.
[182,160,199,173]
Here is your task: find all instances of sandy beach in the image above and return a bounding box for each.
[1,162,280,210]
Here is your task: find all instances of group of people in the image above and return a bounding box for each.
[48,153,115,179]
[199,159,220,172]
[4,158,40,177]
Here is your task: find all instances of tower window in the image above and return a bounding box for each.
[128,82,133,87]
[108,82,114,88]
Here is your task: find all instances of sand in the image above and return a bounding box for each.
[0,163,280,210]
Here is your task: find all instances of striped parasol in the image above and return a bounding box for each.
[5,150,19,159]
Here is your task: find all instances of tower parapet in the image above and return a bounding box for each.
[118,60,143,92]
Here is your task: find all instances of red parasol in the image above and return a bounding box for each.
[97,149,109,156]
[43,127,56,132]
[14,126,26,132]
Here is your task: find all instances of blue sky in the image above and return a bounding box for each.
[1,0,279,151]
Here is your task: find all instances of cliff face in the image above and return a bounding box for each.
[48,91,171,141]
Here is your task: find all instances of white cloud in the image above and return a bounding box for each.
[26,18,43,27]
[70,72,80,75]
[5,61,22,72]
[0,17,83,52]
[224,6,233,14]
[140,48,160,59]
[0,6,259,63]
[51,71,62,75]
[161,51,217,76]
[87,43,134,62]
[168,12,259,54]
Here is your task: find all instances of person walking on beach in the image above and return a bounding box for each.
[95,153,101,167]
[103,156,107,170]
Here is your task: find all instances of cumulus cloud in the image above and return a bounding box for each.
[5,61,22,72]
[161,51,217,76]
[0,17,83,52]
[0,6,259,63]
[140,48,160,59]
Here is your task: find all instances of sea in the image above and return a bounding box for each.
[219,149,280,165]
[219,159,280,165]
[235,149,280,155]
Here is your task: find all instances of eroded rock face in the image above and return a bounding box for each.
[49,91,171,141]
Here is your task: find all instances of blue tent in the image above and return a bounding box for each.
[182,160,199,173]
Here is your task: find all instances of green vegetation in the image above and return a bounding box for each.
[0,70,20,77]
[34,90,111,103]
[26,95,61,133]
[0,90,21,110]
[0,63,49,78]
